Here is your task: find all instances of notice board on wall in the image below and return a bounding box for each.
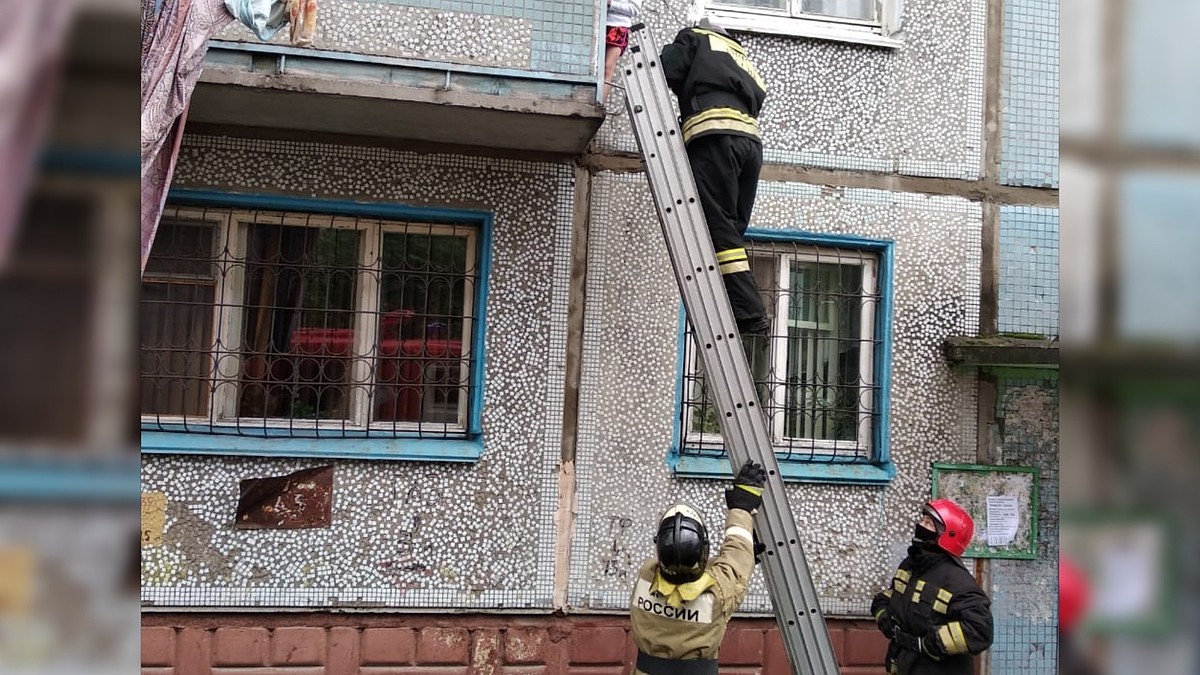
[931,463,1039,559]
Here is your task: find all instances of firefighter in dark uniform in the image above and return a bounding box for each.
[871,499,994,675]
[660,19,771,390]
[628,460,767,675]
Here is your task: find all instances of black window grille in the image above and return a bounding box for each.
[680,242,882,463]
[140,207,480,438]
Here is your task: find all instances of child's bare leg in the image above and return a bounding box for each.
[603,45,621,101]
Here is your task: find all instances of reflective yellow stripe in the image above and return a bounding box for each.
[693,29,767,92]
[932,600,948,614]
[720,260,751,275]
[874,608,886,620]
[949,622,969,654]
[715,248,747,263]
[895,569,911,581]
[937,588,953,603]
[915,580,927,591]
[893,579,907,593]
[937,625,954,652]
[683,107,759,132]
[911,589,922,603]
[681,107,761,143]
[937,622,969,655]
[882,588,894,599]
[683,118,761,143]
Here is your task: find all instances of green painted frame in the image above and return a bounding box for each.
[931,462,1040,560]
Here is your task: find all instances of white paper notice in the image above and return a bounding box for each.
[986,495,1020,547]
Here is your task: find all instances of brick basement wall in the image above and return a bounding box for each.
[141,613,888,674]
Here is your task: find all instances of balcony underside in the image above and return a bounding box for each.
[191,44,606,155]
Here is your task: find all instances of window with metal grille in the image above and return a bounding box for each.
[676,235,894,482]
[141,203,485,452]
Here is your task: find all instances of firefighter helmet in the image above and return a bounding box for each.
[1059,554,1091,634]
[654,504,710,584]
[923,499,974,557]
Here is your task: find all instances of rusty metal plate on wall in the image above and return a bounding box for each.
[235,466,333,530]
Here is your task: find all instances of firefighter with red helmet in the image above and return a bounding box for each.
[628,460,767,675]
[870,499,994,675]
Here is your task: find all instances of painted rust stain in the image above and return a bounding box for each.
[141,491,167,547]
[0,547,34,615]
[235,466,333,530]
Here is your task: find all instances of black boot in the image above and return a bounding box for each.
[740,329,771,416]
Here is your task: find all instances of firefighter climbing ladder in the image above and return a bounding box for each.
[620,23,840,675]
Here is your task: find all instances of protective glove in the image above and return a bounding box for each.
[893,628,923,653]
[752,530,767,564]
[725,460,767,512]
[875,611,897,639]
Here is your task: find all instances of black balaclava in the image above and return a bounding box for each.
[907,523,944,571]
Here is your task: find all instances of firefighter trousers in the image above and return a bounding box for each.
[686,133,767,334]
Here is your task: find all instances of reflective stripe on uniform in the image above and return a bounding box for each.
[719,260,751,275]
[933,588,952,614]
[692,28,767,92]
[936,621,970,655]
[895,569,911,581]
[715,248,747,263]
[725,525,753,545]
[681,108,761,143]
[911,579,925,603]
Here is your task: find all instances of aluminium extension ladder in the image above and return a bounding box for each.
[620,23,840,675]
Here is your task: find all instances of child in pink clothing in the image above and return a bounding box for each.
[603,0,643,101]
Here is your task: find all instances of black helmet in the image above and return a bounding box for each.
[654,504,710,584]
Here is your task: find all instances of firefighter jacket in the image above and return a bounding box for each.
[629,508,756,675]
[660,27,767,145]
[870,548,994,675]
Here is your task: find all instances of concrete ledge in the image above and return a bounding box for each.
[191,56,605,155]
[943,335,1059,367]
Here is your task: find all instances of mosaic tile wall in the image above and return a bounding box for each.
[570,173,983,615]
[998,206,1058,337]
[596,0,987,179]
[216,0,598,76]
[141,135,576,608]
[988,373,1059,675]
[1000,0,1059,187]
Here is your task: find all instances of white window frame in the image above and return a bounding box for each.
[141,207,477,435]
[682,245,878,459]
[694,0,905,48]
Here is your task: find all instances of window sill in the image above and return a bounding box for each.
[673,454,896,485]
[705,9,904,49]
[141,430,483,462]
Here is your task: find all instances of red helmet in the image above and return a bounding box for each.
[1059,554,1090,634]
[923,499,974,557]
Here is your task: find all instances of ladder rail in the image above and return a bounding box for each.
[621,24,841,675]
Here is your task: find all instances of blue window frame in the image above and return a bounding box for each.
[140,190,493,462]
[670,230,895,484]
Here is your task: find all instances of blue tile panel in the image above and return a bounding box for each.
[1118,172,1200,342]
[1000,0,1059,187]
[989,375,1059,675]
[421,0,597,76]
[998,206,1058,337]
[1123,0,1200,149]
